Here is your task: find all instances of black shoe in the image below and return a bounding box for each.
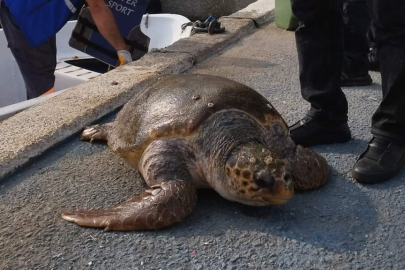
[289,116,351,147]
[352,137,405,184]
[341,72,372,87]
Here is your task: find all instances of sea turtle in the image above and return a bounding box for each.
[62,74,329,231]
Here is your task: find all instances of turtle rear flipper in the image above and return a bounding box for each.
[62,180,197,231]
[292,145,329,190]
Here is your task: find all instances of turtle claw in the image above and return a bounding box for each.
[62,210,119,231]
[80,124,110,142]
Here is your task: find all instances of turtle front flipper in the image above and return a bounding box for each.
[292,145,329,190]
[81,123,113,143]
[62,180,197,231]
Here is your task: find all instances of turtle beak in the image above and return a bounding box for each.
[257,172,294,204]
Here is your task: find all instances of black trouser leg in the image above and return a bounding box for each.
[291,0,348,122]
[343,0,371,77]
[369,0,405,143]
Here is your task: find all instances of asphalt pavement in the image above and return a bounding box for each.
[1,22,404,270]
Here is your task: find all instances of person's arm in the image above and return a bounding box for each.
[86,0,127,51]
[86,0,133,65]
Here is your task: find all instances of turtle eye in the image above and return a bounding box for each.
[253,170,275,188]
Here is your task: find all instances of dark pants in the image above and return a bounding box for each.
[343,0,371,77]
[0,1,56,99]
[291,0,405,142]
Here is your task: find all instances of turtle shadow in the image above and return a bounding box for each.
[172,173,378,253]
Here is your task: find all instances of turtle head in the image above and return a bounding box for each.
[223,142,294,206]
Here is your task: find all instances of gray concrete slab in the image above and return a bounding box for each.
[2,23,404,270]
[162,18,255,64]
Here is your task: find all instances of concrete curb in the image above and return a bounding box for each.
[0,0,275,180]
[226,0,275,26]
